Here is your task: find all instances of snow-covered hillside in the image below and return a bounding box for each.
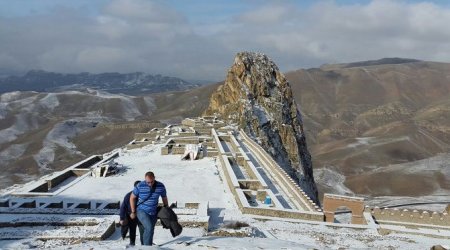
[0,90,157,188]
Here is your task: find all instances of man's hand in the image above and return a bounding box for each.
[130,212,136,219]
[120,220,124,225]
[162,196,169,208]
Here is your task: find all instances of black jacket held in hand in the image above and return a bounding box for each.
[157,206,182,237]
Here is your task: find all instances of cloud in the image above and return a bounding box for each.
[1,0,450,81]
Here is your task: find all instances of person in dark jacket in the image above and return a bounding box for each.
[120,180,144,246]
[157,205,182,237]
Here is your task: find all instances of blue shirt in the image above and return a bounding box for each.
[133,181,167,215]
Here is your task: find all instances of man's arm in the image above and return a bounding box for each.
[161,184,168,207]
[130,193,137,219]
[162,196,169,207]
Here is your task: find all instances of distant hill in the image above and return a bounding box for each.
[160,58,450,200]
[0,70,201,95]
[343,57,421,68]
[285,60,450,198]
[1,58,449,201]
[0,83,220,189]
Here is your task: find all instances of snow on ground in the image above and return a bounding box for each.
[0,91,22,102]
[249,219,450,250]
[346,136,411,149]
[347,137,374,148]
[1,145,450,249]
[0,227,312,250]
[33,119,102,169]
[367,194,450,212]
[315,167,354,195]
[0,113,38,144]
[143,96,156,111]
[86,89,146,120]
[4,216,448,249]
[39,93,60,110]
[58,145,235,210]
[316,153,450,209]
[0,102,7,119]
[0,143,27,164]
[56,146,450,248]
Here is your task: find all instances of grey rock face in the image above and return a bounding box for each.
[205,52,319,204]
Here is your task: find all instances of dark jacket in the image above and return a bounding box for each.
[120,191,133,220]
[157,206,182,237]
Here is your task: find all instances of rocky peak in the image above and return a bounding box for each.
[204,52,319,204]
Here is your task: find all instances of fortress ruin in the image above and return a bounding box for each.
[0,116,449,244]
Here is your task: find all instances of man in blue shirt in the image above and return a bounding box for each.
[130,171,168,246]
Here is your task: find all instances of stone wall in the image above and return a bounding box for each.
[240,130,320,212]
[127,142,153,150]
[213,128,323,221]
[13,152,118,197]
[194,128,213,136]
[323,193,366,224]
[99,122,161,129]
[367,207,450,227]
[134,132,160,141]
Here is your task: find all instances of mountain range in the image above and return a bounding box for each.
[0,70,201,95]
[1,58,449,204]
[285,58,450,201]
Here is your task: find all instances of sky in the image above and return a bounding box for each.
[1,0,450,81]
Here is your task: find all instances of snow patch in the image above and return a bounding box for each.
[347,137,374,148]
[39,93,60,110]
[0,143,27,163]
[33,144,55,170]
[83,89,143,120]
[0,91,22,102]
[315,167,354,195]
[252,104,271,125]
[143,96,156,111]
[0,114,37,144]
[0,102,8,119]
[33,120,89,168]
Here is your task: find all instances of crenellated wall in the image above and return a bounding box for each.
[212,128,323,221]
[367,207,450,227]
[240,130,321,212]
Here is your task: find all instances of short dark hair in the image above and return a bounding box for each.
[134,180,140,187]
[145,171,155,178]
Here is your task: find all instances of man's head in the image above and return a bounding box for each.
[145,171,155,186]
[134,180,140,187]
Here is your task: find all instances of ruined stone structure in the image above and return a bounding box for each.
[127,117,450,231]
[1,116,449,243]
[213,128,323,221]
[126,117,324,220]
[323,194,365,224]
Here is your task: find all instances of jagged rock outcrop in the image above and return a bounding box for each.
[204,52,319,204]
